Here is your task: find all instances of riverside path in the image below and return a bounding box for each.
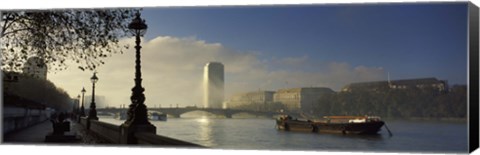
[3,118,108,144]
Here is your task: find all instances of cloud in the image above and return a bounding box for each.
[48,35,386,108]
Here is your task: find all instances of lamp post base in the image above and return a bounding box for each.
[120,123,156,144]
[88,109,99,121]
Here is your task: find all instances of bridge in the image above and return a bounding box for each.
[97,107,284,118]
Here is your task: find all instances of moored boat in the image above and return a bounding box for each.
[114,112,127,120]
[149,112,167,121]
[276,115,386,135]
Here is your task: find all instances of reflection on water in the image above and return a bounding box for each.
[333,133,386,141]
[99,116,468,153]
[197,117,215,147]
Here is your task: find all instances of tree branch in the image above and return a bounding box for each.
[2,28,33,36]
[1,13,14,37]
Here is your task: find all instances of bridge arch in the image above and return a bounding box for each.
[96,108,281,119]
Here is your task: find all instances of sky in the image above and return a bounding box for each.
[47,3,469,108]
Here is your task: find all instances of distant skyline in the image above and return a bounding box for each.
[47,3,469,108]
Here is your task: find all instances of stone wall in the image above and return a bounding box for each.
[89,120,121,143]
[3,106,50,134]
[135,132,202,147]
[78,117,204,147]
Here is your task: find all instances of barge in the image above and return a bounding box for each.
[276,115,387,135]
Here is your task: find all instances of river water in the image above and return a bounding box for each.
[99,116,468,153]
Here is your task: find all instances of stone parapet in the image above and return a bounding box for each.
[135,132,204,147]
[89,120,121,143]
[77,117,205,147]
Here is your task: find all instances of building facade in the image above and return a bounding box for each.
[226,90,275,111]
[273,87,334,112]
[203,62,224,109]
[22,56,47,80]
[341,77,448,92]
[388,78,448,91]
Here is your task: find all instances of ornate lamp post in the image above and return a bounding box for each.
[80,87,86,117]
[120,10,155,144]
[123,11,151,126]
[88,72,99,120]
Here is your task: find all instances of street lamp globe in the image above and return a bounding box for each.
[128,11,148,37]
[91,72,99,84]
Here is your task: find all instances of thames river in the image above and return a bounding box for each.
[99,115,467,153]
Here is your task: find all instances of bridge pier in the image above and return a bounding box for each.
[224,110,234,118]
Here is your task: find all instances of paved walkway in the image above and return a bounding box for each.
[3,119,107,144]
[3,120,54,143]
[72,120,112,144]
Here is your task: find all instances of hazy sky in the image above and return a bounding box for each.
[48,3,468,108]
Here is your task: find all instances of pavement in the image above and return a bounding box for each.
[3,120,54,143]
[3,118,108,145]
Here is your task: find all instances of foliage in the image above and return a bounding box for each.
[3,72,73,111]
[311,85,467,119]
[1,9,136,72]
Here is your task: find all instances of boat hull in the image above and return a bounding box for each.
[276,120,315,132]
[313,121,384,134]
[276,119,384,135]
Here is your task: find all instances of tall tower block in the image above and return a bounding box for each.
[203,62,224,109]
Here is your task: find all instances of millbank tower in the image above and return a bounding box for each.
[203,62,224,109]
